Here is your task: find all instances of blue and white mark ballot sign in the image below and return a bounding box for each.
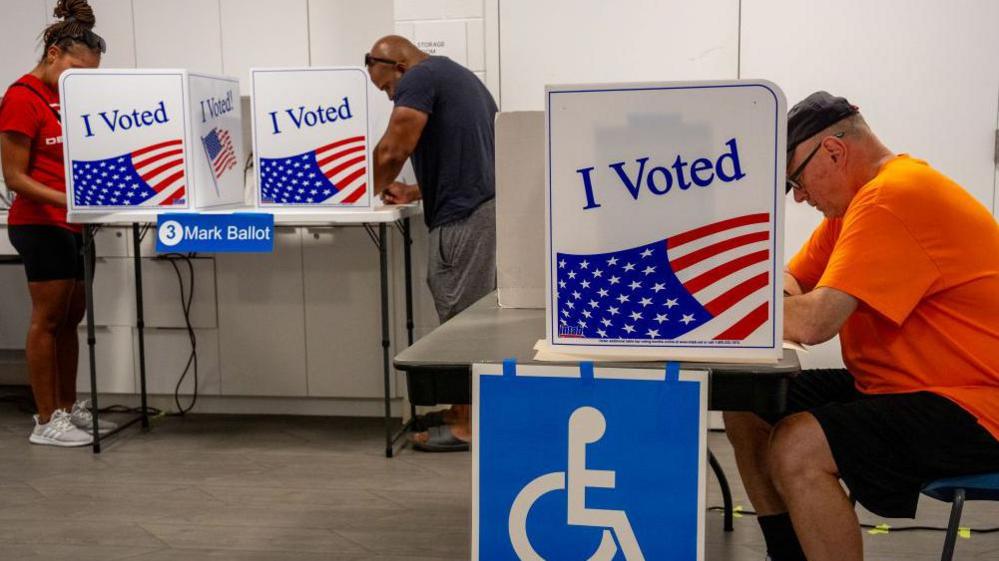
[546,80,787,362]
[473,361,707,560]
[156,213,274,253]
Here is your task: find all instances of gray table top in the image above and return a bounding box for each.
[395,292,800,374]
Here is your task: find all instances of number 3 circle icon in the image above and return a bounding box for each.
[159,220,184,247]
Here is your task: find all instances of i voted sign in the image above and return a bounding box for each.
[473,362,707,561]
[250,67,372,209]
[156,213,274,253]
[61,70,189,212]
[545,81,787,362]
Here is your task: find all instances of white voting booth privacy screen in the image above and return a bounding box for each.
[60,69,244,214]
[473,362,708,561]
[545,80,787,362]
[250,67,372,210]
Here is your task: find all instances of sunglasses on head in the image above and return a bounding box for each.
[51,29,107,54]
[364,53,397,67]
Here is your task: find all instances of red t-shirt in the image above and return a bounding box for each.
[0,74,79,232]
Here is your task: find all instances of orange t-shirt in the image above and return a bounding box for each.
[788,155,999,440]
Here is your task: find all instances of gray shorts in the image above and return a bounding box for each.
[427,199,496,323]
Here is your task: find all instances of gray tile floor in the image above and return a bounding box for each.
[0,396,997,560]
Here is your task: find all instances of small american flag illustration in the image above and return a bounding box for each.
[202,127,236,181]
[72,139,186,207]
[259,135,367,205]
[556,213,772,342]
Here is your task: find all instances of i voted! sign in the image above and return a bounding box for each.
[60,69,246,215]
[156,213,274,253]
[545,81,787,362]
[473,362,708,561]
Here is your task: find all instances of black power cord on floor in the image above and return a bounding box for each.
[706,506,999,534]
[137,225,201,417]
[155,252,199,416]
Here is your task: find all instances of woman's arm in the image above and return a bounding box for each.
[0,131,66,207]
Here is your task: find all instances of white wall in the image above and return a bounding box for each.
[393,0,491,95]
[741,0,999,368]
[498,0,739,111]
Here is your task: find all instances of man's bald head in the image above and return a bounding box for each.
[365,35,429,100]
[369,35,427,66]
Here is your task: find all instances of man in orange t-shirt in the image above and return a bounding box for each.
[724,91,999,561]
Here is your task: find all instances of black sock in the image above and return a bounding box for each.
[758,512,807,561]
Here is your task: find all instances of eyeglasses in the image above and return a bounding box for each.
[786,131,844,193]
[364,53,397,67]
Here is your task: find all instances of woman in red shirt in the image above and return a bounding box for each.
[0,0,115,447]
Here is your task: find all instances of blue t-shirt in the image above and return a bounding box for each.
[393,56,497,229]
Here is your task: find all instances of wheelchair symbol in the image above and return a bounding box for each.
[508,406,645,561]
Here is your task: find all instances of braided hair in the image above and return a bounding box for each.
[40,0,105,60]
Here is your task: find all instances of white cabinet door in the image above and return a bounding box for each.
[308,0,393,67]
[76,325,135,394]
[93,226,130,257]
[140,257,217,329]
[217,227,307,396]
[0,0,48,89]
[92,256,135,326]
[0,258,31,350]
[301,226,388,398]
[140,327,220,396]
[219,0,310,91]
[132,0,223,74]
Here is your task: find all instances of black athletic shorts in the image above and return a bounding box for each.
[759,369,999,518]
[7,224,86,282]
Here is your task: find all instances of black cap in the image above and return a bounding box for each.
[787,91,858,156]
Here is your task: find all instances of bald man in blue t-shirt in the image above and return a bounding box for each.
[366,35,498,452]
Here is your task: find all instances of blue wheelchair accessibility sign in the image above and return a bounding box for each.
[473,361,707,561]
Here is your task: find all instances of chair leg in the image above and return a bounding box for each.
[708,448,734,532]
[940,488,965,561]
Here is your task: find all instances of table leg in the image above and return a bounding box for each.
[132,224,150,429]
[709,449,735,532]
[402,218,416,422]
[379,223,393,457]
[83,225,101,453]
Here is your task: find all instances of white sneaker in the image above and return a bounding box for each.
[29,410,93,447]
[70,400,118,435]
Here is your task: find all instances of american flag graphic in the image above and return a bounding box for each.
[202,127,236,181]
[72,139,186,207]
[259,135,367,205]
[556,213,772,342]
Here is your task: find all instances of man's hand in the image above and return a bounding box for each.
[381,182,421,205]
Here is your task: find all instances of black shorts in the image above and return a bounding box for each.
[759,369,999,518]
[7,224,86,282]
